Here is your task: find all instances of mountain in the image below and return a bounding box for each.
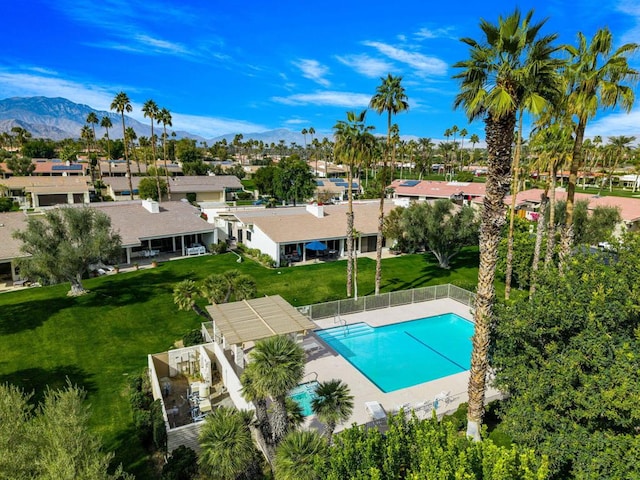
[0,96,309,145]
[0,96,199,142]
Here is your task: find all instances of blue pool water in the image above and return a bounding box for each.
[315,313,474,393]
[289,381,319,416]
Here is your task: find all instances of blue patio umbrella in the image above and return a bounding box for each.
[305,240,328,251]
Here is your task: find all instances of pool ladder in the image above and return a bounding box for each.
[334,314,350,336]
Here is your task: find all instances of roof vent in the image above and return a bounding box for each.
[142,199,160,213]
[306,203,324,218]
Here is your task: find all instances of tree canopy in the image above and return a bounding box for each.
[273,156,316,206]
[138,176,168,201]
[13,207,122,295]
[492,233,640,478]
[0,383,131,480]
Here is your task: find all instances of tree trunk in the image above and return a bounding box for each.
[325,420,336,445]
[163,128,172,200]
[560,118,586,264]
[346,168,354,297]
[529,189,548,299]
[374,169,385,296]
[545,169,558,266]
[270,396,288,446]
[466,112,515,441]
[68,273,86,296]
[504,112,524,300]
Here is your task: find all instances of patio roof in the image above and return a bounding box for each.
[206,295,315,345]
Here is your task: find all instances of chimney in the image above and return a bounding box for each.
[306,203,324,218]
[142,199,160,213]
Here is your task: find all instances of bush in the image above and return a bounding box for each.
[235,191,253,200]
[183,329,203,347]
[151,400,167,452]
[455,171,475,183]
[0,197,17,212]
[488,427,513,447]
[161,445,199,480]
[441,402,468,432]
[209,241,228,255]
[186,192,197,204]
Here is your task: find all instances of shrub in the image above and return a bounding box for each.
[455,171,475,183]
[0,197,17,212]
[208,241,228,255]
[183,329,203,347]
[235,191,253,200]
[441,402,468,432]
[186,192,197,204]
[151,400,167,452]
[161,445,199,480]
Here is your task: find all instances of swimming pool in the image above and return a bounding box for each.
[315,313,474,393]
[289,381,319,416]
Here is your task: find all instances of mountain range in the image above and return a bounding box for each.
[0,96,307,145]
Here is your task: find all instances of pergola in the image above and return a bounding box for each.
[205,295,316,368]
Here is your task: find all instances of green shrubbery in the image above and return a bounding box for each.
[236,244,275,267]
[208,241,228,255]
[182,328,204,347]
[130,371,166,452]
[161,445,199,480]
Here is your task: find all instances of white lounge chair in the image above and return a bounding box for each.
[434,391,451,408]
[365,401,386,420]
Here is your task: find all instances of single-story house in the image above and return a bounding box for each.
[0,176,92,208]
[505,188,640,233]
[315,177,360,202]
[99,160,183,178]
[103,175,243,203]
[219,201,396,266]
[389,179,486,205]
[90,199,216,263]
[0,159,89,178]
[0,200,216,282]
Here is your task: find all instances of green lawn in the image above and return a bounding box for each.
[0,249,479,478]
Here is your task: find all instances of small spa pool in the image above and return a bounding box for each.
[289,381,319,416]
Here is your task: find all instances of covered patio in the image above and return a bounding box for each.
[204,295,317,369]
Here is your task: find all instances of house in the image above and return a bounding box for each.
[103,175,243,203]
[506,188,640,233]
[315,177,360,202]
[99,160,183,178]
[0,159,90,178]
[0,175,92,208]
[0,200,216,282]
[216,201,396,267]
[90,200,216,264]
[389,179,486,205]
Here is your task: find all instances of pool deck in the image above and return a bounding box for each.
[302,298,502,432]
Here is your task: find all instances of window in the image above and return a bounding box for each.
[246,231,252,241]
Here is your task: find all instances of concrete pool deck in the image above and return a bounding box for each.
[302,298,502,432]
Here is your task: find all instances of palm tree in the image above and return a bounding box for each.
[198,407,260,480]
[110,92,134,199]
[310,379,353,444]
[10,126,31,151]
[173,279,212,320]
[275,430,326,480]
[80,125,93,157]
[249,335,305,446]
[417,137,434,179]
[100,116,113,166]
[451,124,460,165]
[453,8,560,440]
[142,100,161,201]
[369,74,409,296]
[333,110,376,297]
[125,126,140,174]
[469,134,480,164]
[240,365,273,452]
[200,270,257,304]
[561,28,638,259]
[158,107,173,199]
[459,128,468,166]
[86,112,99,153]
[606,135,635,191]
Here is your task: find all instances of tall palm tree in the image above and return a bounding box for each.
[110,92,134,199]
[248,335,304,446]
[333,110,376,297]
[142,100,161,202]
[606,135,635,191]
[459,128,468,166]
[240,365,273,452]
[453,8,560,440]
[370,74,409,296]
[451,125,460,165]
[158,107,173,199]
[469,133,480,165]
[275,430,326,480]
[417,137,434,179]
[198,407,259,480]
[310,379,353,445]
[86,112,99,153]
[100,116,113,163]
[173,279,212,320]
[80,125,93,157]
[561,28,638,259]
[125,126,140,174]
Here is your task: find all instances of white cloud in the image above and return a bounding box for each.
[414,27,455,40]
[169,112,267,138]
[362,41,447,76]
[586,110,640,138]
[284,118,309,125]
[335,54,393,78]
[272,91,371,108]
[293,59,331,87]
[133,34,190,55]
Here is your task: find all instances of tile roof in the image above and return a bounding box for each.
[507,188,640,223]
[0,211,29,262]
[233,201,395,243]
[389,179,487,199]
[103,175,242,193]
[1,175,91,194]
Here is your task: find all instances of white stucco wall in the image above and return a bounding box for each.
[243,224,280,263]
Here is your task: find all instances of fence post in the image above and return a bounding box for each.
[448,283,451,299]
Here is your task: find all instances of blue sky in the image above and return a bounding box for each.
[2,0,639,142]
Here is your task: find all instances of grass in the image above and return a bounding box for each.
[0,248,479,478]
